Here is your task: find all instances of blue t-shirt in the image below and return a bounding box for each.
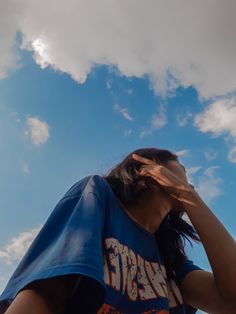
[0,175,202,313]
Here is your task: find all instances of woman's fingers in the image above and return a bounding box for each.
[138,164,190,193]
[132,154,156,165]
[132,154,193,196]
[138,166,171,187]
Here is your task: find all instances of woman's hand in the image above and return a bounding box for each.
[132,153,199,208]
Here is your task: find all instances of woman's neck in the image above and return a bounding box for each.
[119,192,172,234]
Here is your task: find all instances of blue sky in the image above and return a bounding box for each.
[1,2,236,313]
[1,50,236,312]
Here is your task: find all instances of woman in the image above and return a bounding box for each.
[0,147,236,313]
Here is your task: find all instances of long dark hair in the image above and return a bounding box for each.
[102,147,201,282]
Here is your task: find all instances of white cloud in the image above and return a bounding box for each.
[228,146,236,163]
[175,149,190,158]
[186,166,202,176]
[176,112,193,127]
[25,116,50,146]
[106,78,112,90]
[114,104,134,121]
[0,0,24,79]
[140,103,167,138]
[11,111,21,123]
[124,129,132,137]
[126,89,133,95]
[194,166,223,203]
[0,226,41,266]
[0,276,6,290]
[151,107,167,129]
[194,98,236,137]
[204,148,218,161]
[2,1,236,98]
[185,166,202,188]
[31,38,53,69]
[21,161,30,174]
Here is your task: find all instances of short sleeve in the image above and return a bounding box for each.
[174,259,203,314]
[174,259,203,286]
[0,176,107,313]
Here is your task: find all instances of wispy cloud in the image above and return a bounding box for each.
[106,78,113,90]
[193,166,223,203]
[3,2,236,98]
[151,107,167,129]
[126,88,133,95]
[11,111,21,123]
[228,146,236,163]
[114,104,134,121]
[0,226,41,266]
[185,166,202,187]
[204,148,218,161]
[140,104,167,138]
[176,112,192,127]
[175,149,190,157]
[0,275,6,289]
[186,166,202,175]
[124,129,132,137]
[25,116,50,146]
[21,161,30,175]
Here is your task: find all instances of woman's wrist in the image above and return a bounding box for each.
[178,189,204,212]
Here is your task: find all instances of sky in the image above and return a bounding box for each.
[1,1,236,313]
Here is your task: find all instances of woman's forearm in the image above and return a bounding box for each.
[182,191,236,303]
[5,289,54,314]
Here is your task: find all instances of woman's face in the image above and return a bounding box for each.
[134,157,190,202]
[164,159,189,183]
[138,159,189,191]
[141,159,190,212]
[161,159,190,212]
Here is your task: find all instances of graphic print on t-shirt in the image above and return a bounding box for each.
[0,175,201,314]
[98,237,184,313]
